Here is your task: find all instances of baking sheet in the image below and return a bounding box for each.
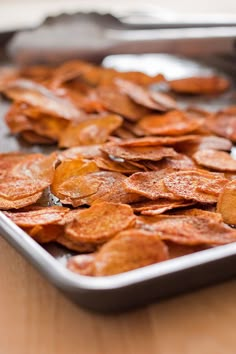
[1,52,236,312]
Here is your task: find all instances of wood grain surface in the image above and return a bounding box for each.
[1,234,236,354]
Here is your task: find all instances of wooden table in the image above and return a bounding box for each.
[1,235,236,354]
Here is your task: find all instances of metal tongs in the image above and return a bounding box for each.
[1,11,236,64]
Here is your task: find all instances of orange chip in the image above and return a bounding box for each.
[0,152,57,209]
[21,131,56,145]
[115,78,176,111]
[68,229,168,276]
[61,202,136,252]
[4,79,81,120]
[207,108,236,142]
[166,241,205,259]
[173,208,223,222]
[56,171,141,207]
[169,76,230,95]
[177,135,233,155]
[117,135,199,147]
[25,224,64,243]
[124,169,181,200]
[97,86,151,121]
[151,215,236,246]
[4,206,69,227]
[59,114,122,148]
[193,149,236,172]
[137,110,203,136]
[144,153,196,171]
[51,158,99,205]
[131,199,194,215]
[101,143,177,161]
[94,156,142,174]
[163,170,228,204]
[58,145,102,161]
[217,180,236,225]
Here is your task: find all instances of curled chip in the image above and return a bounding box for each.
[101,143,177,161]
[0,152,57,209]
[169,75,230,95]
[177,135,233,155]
[151,215,236,246]
[60,202,136,252]
[193,149,236,171]
[163,170,228,204]
[124,169,181,200]
[131,199,194,215]
[217,180,236,225]
[137,110,203,136]
[4,79,81,120]
[55,171,141,207]
[145,153,196,171]
[115,78,176,111]
[97,86,151,121]
[94,156,142,173]
[117,135,199,147]
[58,145,102,161]
[67,229,168,276]
[51,158,99,205]
[207,107,236,142]
[4,206,69,227]
[59,114,122,148]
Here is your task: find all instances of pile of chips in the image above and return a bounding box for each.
[1,59,236,277]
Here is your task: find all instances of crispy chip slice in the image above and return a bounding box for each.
[166,241,205,259]
[172,208,223,222]
[4,206,69,227]
[97,86,151,121]
[115,78,176,111]
[56,171,141,207]
[94,156,142,174]
[51,158,99,205]
[177,135,233,155]
[62,202,136,252]
[144,154,196,171]
[151,215,236,246]
[0,152,57,209]
[217,180,236,225]
[59,114,122,148]
[25,224,64,243]
[124,169,181,200]
[163,170,228,204]
[21,131,56,145]
[58,145,102,161]
[4,79,81,120]
[193,149,236,172]
[101,143,177,161]
[137,110,203,136]
[207,108,236,142]
[68,229,168,276]
[131,199,194,215]
[117,135,199,147]
[169,76,230,95]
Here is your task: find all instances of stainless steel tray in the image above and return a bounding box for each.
[0,18,236,312]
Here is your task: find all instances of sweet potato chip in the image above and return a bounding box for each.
[217,180,236,225]
[193,149,236,172]
[101,143,177,161]
[115,78,176,111]
[137,110,203,136]
[58,145,102,161]
[163,170,228,204]
[124,169,181,200]
[4,79,81,120]
[169,76,230,95]
[144,153,196,171]
[21,131,56,145]
[51,158,99,205]
[166,241,205,259]
[131,199,194,215]
[177,135,233,155]
[151,215,236,246]
[94,156,142,174]
[97,86,151,121]
[207,108,236,142]
[117,135,199,147]
[61,202,136,252]
[68,229,168,276]
[59,114,122,148]
[4,206,69,227]
[0,152,57,209]
[56,171,141,207]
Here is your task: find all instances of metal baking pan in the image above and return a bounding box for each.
[0,13,236,312]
